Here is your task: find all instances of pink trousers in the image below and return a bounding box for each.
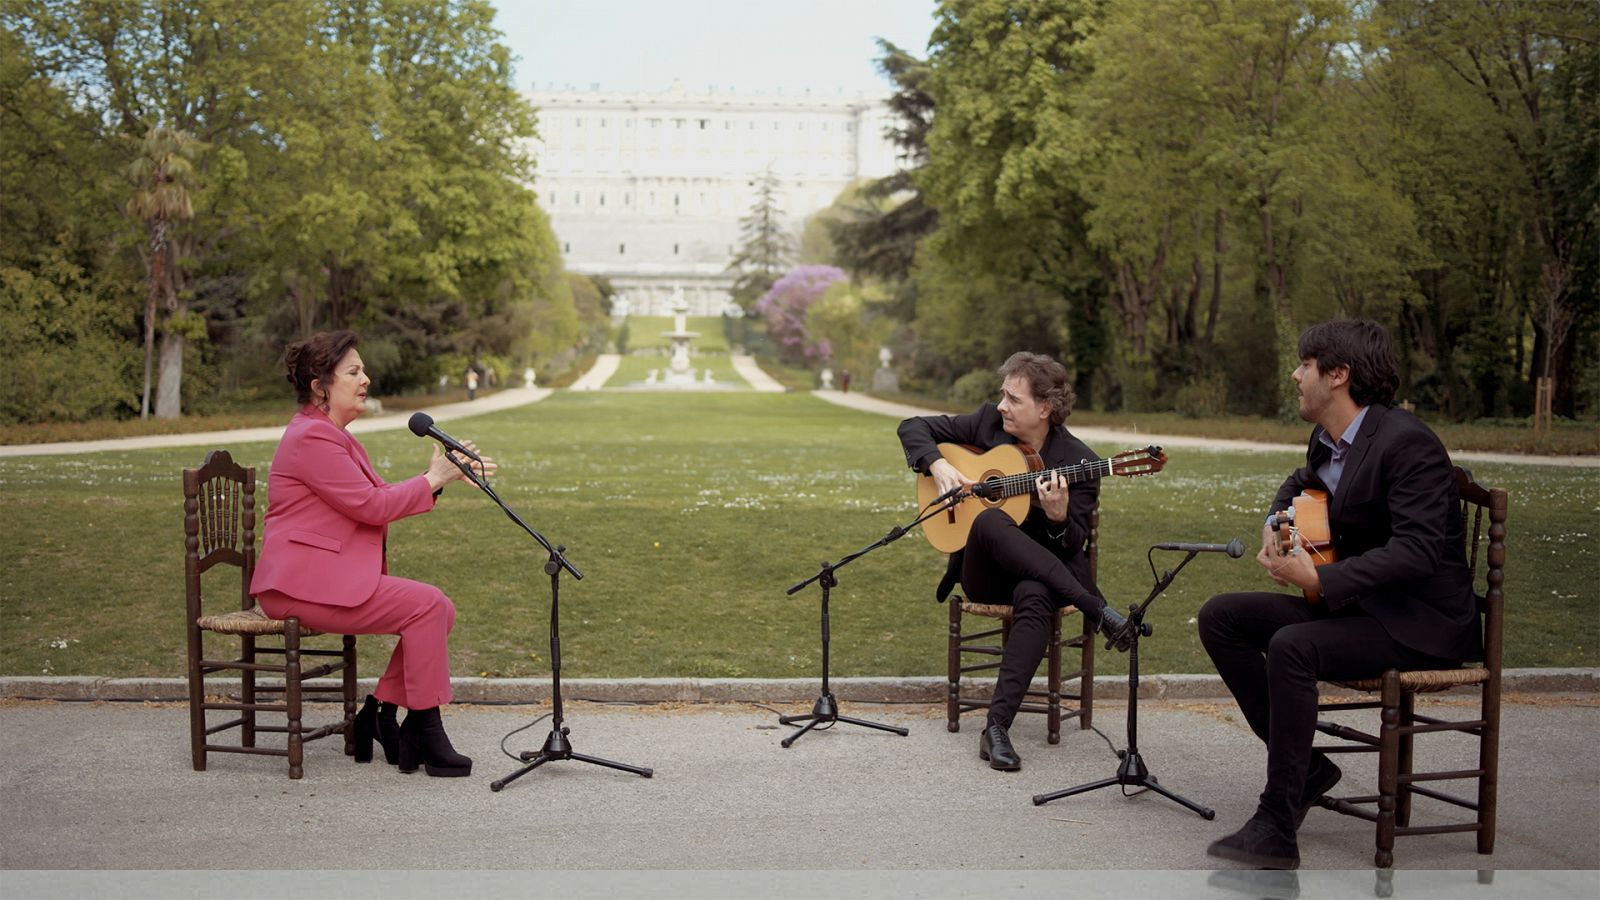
[257,575,456,710]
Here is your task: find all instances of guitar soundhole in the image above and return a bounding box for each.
[981,471,1005,506]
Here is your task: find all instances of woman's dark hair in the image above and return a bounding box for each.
[282,330,359,406]
[1297,319,1399,407]
[997,351,1076,426]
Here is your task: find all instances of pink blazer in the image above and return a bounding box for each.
[250,406,435,606]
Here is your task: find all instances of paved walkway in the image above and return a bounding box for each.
[813,390,1600,468]
[731,354,787,392]
[567,353,621,390]
[1,695,1595,895]
[0,386,553,458]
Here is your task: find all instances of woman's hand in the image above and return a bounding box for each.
[424,441,497,492]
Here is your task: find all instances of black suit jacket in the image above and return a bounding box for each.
[898,404,1101,602]
[1272,404,1481,662]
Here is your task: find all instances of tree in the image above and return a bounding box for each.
[828,39,938,300]
[917,0,1111,402]
[125,127,202,419]
[756,265,846,365]
[727,167,795,312]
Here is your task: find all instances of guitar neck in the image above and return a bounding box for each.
[985,459,1111,500]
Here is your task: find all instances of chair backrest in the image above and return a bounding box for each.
[183,449,256,620]
[1454,466,1507,676]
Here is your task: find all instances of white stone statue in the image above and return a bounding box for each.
[879,346,893,367]
[646,369,659,384]
[819,367,834,390]
[523,366,536,388]
[703,368,715,383]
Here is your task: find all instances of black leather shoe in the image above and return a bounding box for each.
[1097,606,1133,652]
[397,706,472,777]
[1207,815,1300,870]
[1297,753,1343,828]
[352,695,378,763]
[979,724,1021,771]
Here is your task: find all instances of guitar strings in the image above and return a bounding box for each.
[983,457,1117,498]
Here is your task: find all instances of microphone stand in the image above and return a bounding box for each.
[779,489,969,748]
[1031,546,1218,819]
[426,454,651,792]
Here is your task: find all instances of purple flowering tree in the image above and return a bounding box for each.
[756,265,846,365]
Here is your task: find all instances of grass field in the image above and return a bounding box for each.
[2,391,1594,683]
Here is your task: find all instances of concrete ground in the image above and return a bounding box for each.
[2,693,1596,898]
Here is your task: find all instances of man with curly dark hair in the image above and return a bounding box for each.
[898,352,1130,772]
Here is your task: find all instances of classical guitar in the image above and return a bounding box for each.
[915,443,1166,553]
[1273,489,1338,604]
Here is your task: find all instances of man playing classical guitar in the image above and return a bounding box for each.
[1200,320,1481,869]
[899,352,1131,772]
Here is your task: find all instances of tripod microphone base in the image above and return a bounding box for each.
[1032,749,1214,819]
[778,693,910,748]
[490,726,653,792]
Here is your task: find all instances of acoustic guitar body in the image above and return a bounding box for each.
[1276,489,1338,604]
[915,443,1033,554]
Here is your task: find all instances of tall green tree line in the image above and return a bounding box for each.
[1,0,583,423]
[827,0,1596,420]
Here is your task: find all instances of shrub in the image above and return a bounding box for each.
[947,368,1000,409]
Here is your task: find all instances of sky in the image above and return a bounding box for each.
[488,0,939,97]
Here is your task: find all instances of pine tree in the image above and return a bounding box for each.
[726,167,794,312]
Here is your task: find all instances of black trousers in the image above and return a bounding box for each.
[1197,591,1455,831]
[960,508,1106,730]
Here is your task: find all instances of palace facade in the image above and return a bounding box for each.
[525,83,900,315]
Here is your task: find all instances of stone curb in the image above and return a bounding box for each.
[3,668,1594,704]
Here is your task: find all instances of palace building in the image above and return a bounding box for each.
[524,82,900,316]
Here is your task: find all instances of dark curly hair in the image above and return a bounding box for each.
[282,330,359,407]
[1297,319,1399,407]
[997,351,1076,426]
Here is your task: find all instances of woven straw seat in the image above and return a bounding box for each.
[196,604,326,637]
[959,601,1081,621]
[945,506,1098,744]
[1333,665,1489,695]
[1312,466,1507,869]
[184,449,357,779]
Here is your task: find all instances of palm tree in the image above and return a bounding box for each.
[125,126,200,419]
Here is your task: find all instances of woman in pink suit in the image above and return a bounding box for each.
[251,330,496,777]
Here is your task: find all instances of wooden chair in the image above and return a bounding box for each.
[184,449,358,779]
[946,506,1097,743]
[1312,466,1507,868]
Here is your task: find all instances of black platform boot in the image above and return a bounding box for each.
[353,695,379,763]
[376,701,400,766]
[397,706,472,777]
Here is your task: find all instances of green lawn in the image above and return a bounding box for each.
[2,391,1593,683]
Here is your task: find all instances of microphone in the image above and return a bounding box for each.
[1154,539,1246,558]
[407,412,481,462]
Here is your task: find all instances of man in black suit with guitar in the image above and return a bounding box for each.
[899,352,1133,772]
[1200,320,1481,869]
